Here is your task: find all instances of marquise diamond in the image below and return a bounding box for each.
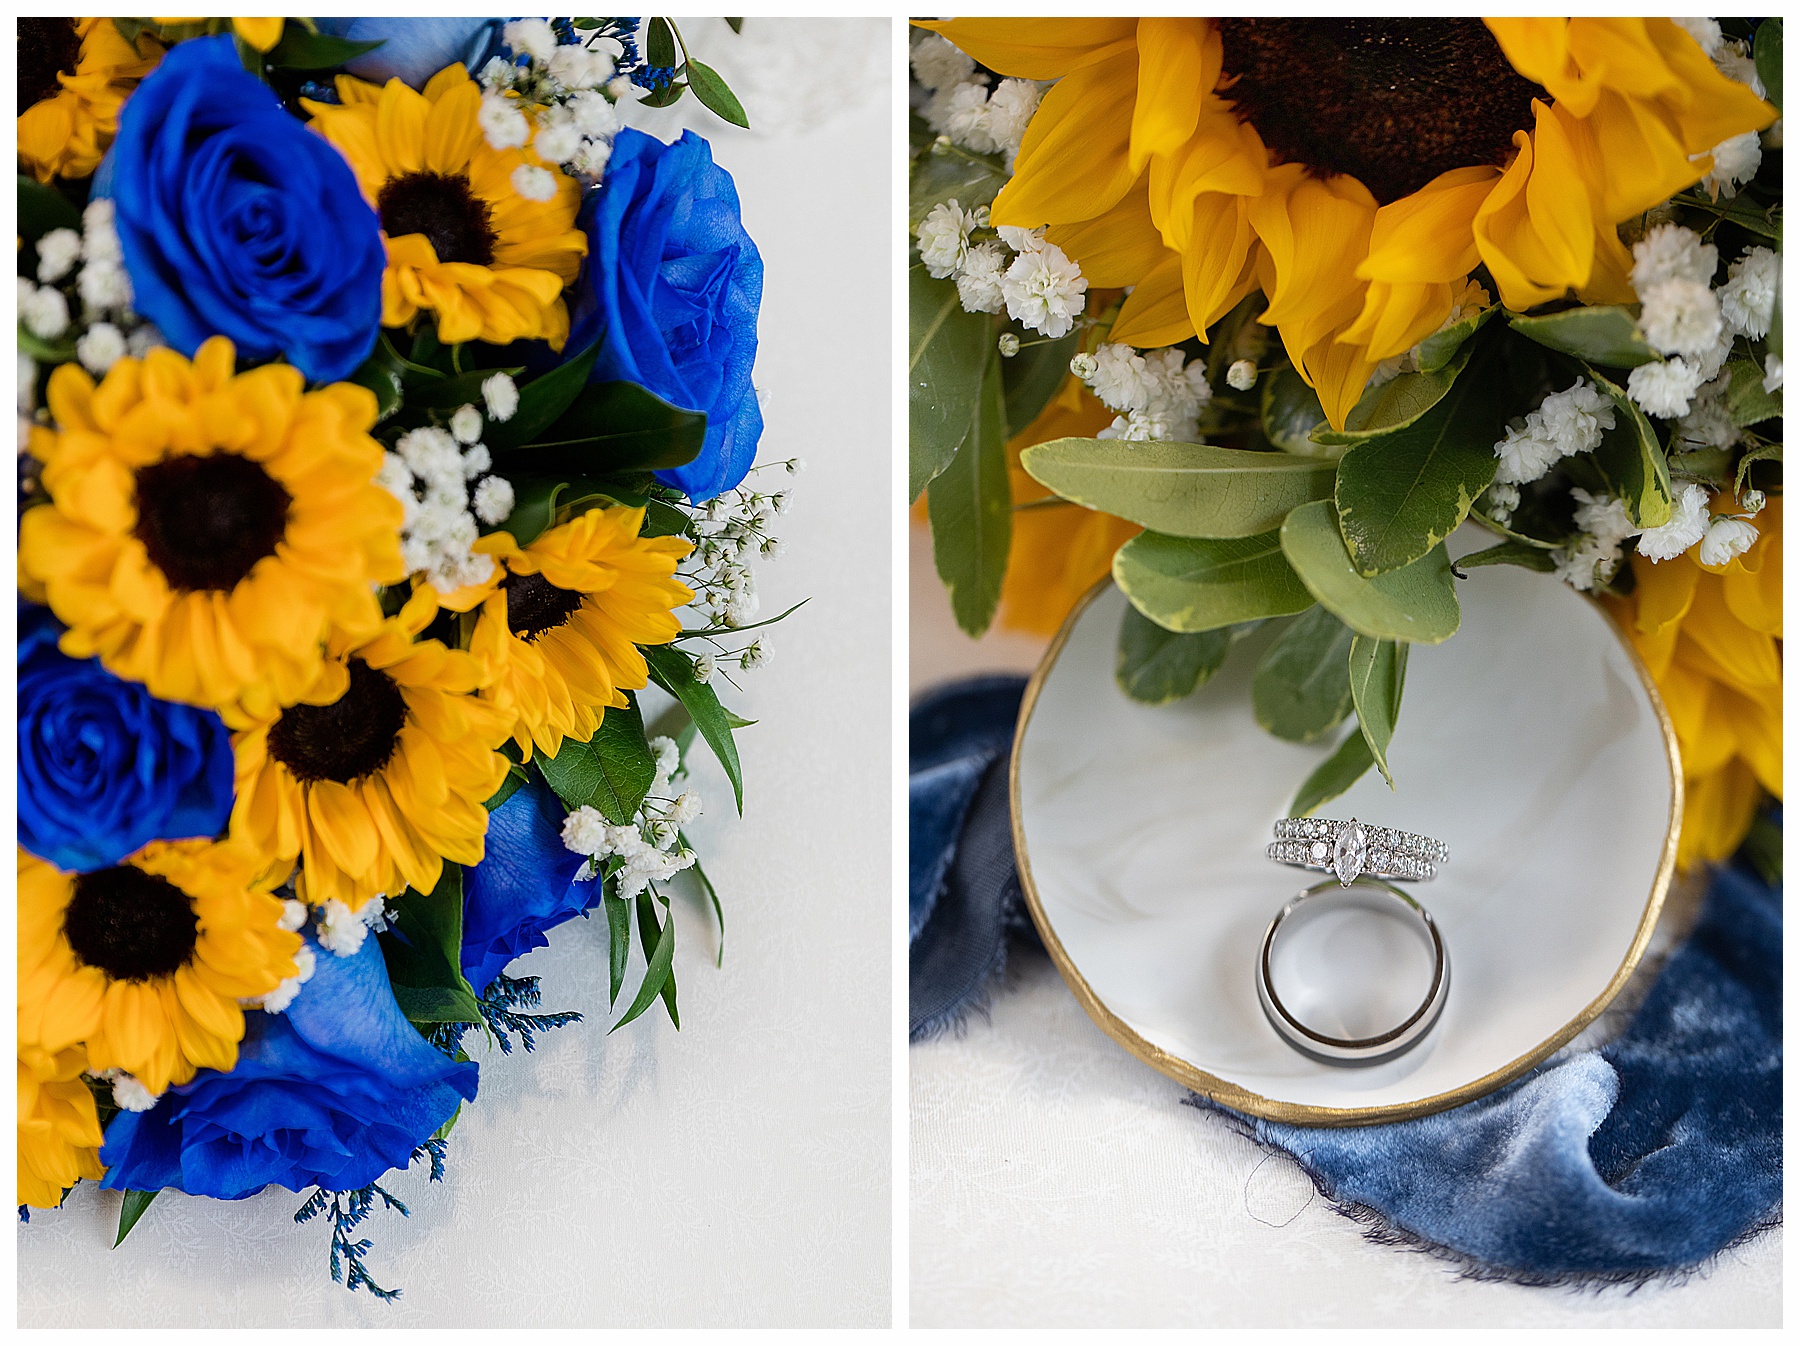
[1332,820,1367,887]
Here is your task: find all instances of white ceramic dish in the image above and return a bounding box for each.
[1011,545,1679,1124]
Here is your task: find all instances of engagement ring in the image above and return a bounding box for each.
[1266,816,1449,885]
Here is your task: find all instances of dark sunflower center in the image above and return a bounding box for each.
[267,657,408,784]
[133,453,293,593]
[18,17,81,111]
[64,866,200,982]
[377,171,498,266]
[1215,18,1544,206]
[504,570,586,641]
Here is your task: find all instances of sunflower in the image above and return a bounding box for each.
[16,17,163,183]
[1606,497,1781,869]
[19,1044,106,1209]
[921,19,1776,427]
[432,506,694,759]
[229,585,514,911]
[304,65,588,348]
[151,17,285,51]
[19,841,302,1096]
[17,338,405,717]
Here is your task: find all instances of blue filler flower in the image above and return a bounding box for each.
[568,128,764,501]
[18,604,233,873]
[460,774,601,996]
[100,934,478,1200]
[312,18,507,90]
[109,35,386,383]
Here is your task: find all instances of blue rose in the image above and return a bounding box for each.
[312,18,506,89]
[100,935,478,1200]
[109,35,386,383]
[18,604,234,873]
[461,775,601,996]
[568,128,765,501]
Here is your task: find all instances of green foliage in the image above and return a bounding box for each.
[1022,437,1335,539]
[1252,605,1355,743]
[928,345,1011,635]
[1455,539,1556,573]
[537,694,657,825]
[1260,365,1332,455]
[909,140,1008,232]
[1314,342,1474,446]
[1347,635,1407,789]
[643,644,744,813]
[1279,500,1461,644]
[1726,358,1783,426]
[613,892,678,1032]
[1587,366,1673,528]
[1115,603,1234,704]
[1756,18,1782,114]
[1003,326,1080,436]
[1414,302,1496,373]
[483,338,600,451]
[910,266,994,501]
[264,26,382,69]
[115,1190,158,1248]
[1508,306,1660,368]
[498,381,707,475]
[380,865,484,1025]
[685,59,749,128]
[18,175,81,243]
[1289,728,1375,818]
[482,762,531,812]
[1113,529,1314,634]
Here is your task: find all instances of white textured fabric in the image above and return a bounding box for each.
[909,522,1781,1327]
[17,28,893,1326]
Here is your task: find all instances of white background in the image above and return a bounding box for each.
[16,20,894,1327]
[907,525,1782,1329]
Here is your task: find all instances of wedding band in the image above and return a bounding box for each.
[1266,815,1448,885]
[1256,877,1450,1067]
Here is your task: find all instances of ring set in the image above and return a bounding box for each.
[1255,816,1452,1068]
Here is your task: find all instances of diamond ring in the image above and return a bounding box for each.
[1266,816,1448,886]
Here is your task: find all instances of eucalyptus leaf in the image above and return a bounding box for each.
[928,344,1011,635]
[379,865,484,1025]
[1508,306,1659,368]
[1311,343,1474,446]
[1726,358,1783,426]
[1261,365,1332,456]
[1289,728,1376,818]
[1252,605,1355,743]
[537,693,656,825]
[1003,325,1079,437]
[1347,635,1408,789]
[482,338,601,452]
[1279,499,1460,644]
[1022,437,1335,540]
[643,644,743,814]
[1332,344,1504,575]
[1115,603,1233,704]
[1455,539,1556,572]
[1588,365,1673,528]
[646,16,677,66]
[1112,529,1314,634]
[910,266,992,501]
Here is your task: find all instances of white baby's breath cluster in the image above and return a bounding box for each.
[560,736,701,900]
[236,898,320,1014]
[679,462,795,679]
[1625,224,1776,420]
[94,1068,160,1114]
[1070,342,1212,442]
[911,31,1041,165]
[1554,478,1764,591]
[480,20,626,188]
[1489,378,1616,498]
[916,202,1088,337]
[1553,488,1642,591]
[314,896,389,958]
[376,404,517,593]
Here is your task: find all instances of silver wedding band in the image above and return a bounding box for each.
[1266,816,1449,885]
[1255,877,1451,1068]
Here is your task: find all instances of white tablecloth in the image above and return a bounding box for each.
[18,22,893,1327]
[908,524,1782,1328]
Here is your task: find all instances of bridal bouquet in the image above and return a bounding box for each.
[910,17,1781,871]
[19,16,795,1297]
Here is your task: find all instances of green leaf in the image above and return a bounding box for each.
[1261,365,1333,456]
[1347,635,1408,789]
[1289,728,1376,818]
[1311,343,1475,447]
[928,345,1011,635]
[1332,346,1505,575]
[18,327,76,364]
[537,693,656,824]
[1022,437,1336,540]
[605,893,630,1007]
[909,140,1007,232]
[18,175,81,243]
[373,330,448,385]
[1252,605,1355,743]
[1002,325,1079,437]
[685,59,749,128]
[483,338,602,452]
[639,78,688,109]
[404,365,524,412]
[643,644,743,814]
[1115,603,1233,704]
[682,835,726,967]
[347,358,403,423]
[1676,187,1782,242]
[1726,358,1783,426]
[432,1103,463,1142]
[265,25,382,68]
[638,892,679,1028]
[1508,306,1660,368]
[1414,303,1496,374]
[1112,529,1314,634]
[500,380,706,474]
[1455,539,1556,572]
[725,17,744,35]
[483,762,530,812]
[910,266,993,501]
[613,894,677,1032]
[380,865,484,1024]
[1588,365,1673,528]
[646,16,678,66]
[1736,439,1781,494]
[115,1190,158,1248]
[1756,17,1782,114]
[1279,499,1461,644]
